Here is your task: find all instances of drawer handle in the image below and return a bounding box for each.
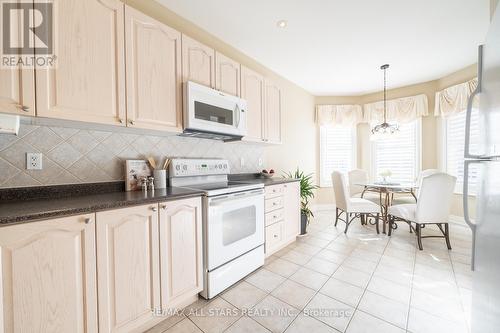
[84,218,91,224]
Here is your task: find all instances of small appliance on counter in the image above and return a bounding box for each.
[169,158,264,299]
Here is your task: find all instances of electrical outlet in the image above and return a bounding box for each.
[26,153,43,170]
[240,157,245,167]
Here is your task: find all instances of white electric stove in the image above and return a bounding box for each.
[169,158,265,299]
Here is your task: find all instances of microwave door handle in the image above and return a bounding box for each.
[234,104,241,128]
[464,45,483,159]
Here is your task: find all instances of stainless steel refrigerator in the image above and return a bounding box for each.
[464,4,500,333]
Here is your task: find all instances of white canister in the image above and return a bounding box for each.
[153,169,167,189]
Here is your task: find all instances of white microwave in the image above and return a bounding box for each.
[182,81,247,141]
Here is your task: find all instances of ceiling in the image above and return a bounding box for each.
[157,0,490,96]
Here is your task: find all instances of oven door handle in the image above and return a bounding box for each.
[209,189,264,206]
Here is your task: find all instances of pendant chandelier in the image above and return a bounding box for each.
[371,64,399,138]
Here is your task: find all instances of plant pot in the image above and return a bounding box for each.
[300,212,308,235]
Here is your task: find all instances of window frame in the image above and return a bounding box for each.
[319,125,357,187]
[369,118,422,183]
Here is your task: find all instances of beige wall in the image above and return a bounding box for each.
[314,65,477,217]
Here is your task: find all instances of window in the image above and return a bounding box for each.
[319,125,356,187]
[444,109,480,193]
[371,120,421,183]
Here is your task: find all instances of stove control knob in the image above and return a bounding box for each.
[223,164,227,169]
[218,164,222,169]
[182,165,187,171]
[175,165,180,171]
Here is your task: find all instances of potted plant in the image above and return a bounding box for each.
[284,168,319,235]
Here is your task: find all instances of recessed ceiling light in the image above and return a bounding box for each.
[277,20,287,28]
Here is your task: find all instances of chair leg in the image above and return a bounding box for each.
[388,215,393,236]
[375,213,380,234]
[409,222,413,233]
[361,214,365,225]
[335,208,339,226]
[344,212,350,233]
[416,224,423,250]
[444,223,452,250]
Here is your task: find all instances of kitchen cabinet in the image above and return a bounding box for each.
[182,34,215,87]
[283,182,301,239]
[0,214,97,332]
[264,182,301,256]
[0,4,35,116]
[125,6,183,132]
[264,80,282,144]
[215,52,240,96]
[159,197,203,308]
[241,65,265,142]
[36,0,126,125]
[96,204,160,333]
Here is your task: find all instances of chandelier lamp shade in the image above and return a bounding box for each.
[371,64,399,139]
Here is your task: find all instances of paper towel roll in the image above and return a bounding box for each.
[0,114,20,135]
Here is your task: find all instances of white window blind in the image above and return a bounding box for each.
[319,125,356,187]
[445,109,480,193]
[371,120,420,183]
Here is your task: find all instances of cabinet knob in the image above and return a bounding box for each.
[160,205,167,210]
[21,105,30,112]
[129,120,135,125]
[273,234,278,238]
[273,202,277,206]
[119,118,124,124]
[84,218,91,224]
[273,215,277,219]
[151,206,158,212]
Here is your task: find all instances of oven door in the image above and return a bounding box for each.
[185,81,247,136]
[206,189,264,270]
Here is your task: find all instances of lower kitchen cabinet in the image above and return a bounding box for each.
[159,197,203,308]
[0,214,98,333]
[96,204,161,333]
[264,182,301,256]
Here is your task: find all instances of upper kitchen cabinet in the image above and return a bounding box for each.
[159,197,203,309]
[0,4,35,116]
[125,6,182,132]
[264,80,282,144]
[241,65,265,142]
[215,52,240,96]
[96,204,160,333]
[182,35,215,87]
[0,214,98,333]
[35,0,126,126]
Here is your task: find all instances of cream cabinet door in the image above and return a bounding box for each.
[0,5,35,116]
[125,6,182,132]
[241,65,264,142]
[283,182,301,240]
[0,214,97,333]
[159,197,203,308]
[215,52,240,96]
[36,0,126,125]
[96,204,160,333]
[182,35,215,87]
[264,80,282,144]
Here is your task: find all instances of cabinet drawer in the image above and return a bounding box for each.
[265,184,283,198]
[265,196,284,213]
[265,221,283,254]
[265,208,284,226]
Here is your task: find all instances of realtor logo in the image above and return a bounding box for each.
[1,0,56,68]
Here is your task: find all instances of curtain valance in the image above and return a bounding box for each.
[316,104,363,127]
[434,78,478,117]
[363,94,429,124]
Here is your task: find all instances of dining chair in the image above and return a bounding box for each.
[332,171,381,234]
[348,169,380,202]
[387,173,456,250]
[391,168,440,205]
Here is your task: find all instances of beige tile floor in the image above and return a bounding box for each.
[146,209,473,333]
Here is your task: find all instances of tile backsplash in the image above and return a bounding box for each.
[0,124,265,188]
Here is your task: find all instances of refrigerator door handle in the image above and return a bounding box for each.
[463,159,482,271]
[464,45,483,159]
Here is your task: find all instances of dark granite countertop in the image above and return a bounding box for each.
[0,184,204,227]
[229,173,300,186]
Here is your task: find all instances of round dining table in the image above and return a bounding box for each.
[356,182,418,234]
